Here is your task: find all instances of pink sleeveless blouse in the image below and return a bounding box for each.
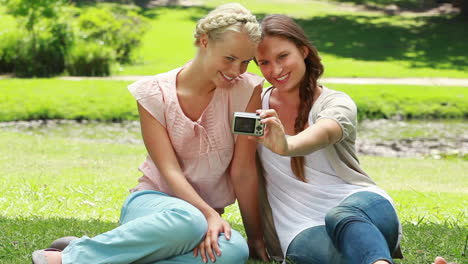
[128,65,264,209]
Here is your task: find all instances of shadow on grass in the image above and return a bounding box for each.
[331,0,442,11]
[2,214,466,264]
[63,2,467,72]
[170,5,467,72]
[294,14,467,71]
[0,215,118,263]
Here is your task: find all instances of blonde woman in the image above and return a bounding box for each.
[32,3,268,264]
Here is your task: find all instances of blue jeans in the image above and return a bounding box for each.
[62,190,249,264]
[286,191,399,264]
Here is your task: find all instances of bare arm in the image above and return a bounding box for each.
[230,85,269,261]
[258,109,343,157]
[138,102,218,217]
[287,118,342,156]
[138,103,227,262]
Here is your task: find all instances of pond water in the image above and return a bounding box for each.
[1,119,467,159]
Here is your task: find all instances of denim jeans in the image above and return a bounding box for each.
[62,190,249,264]
[286,191,399,264]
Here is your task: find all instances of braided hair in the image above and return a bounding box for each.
[194,3,261,45]
[260,14,324,182]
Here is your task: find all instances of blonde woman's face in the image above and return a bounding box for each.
[256,35,308,93]
[201,31,256,88]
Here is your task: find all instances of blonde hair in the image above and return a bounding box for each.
[194,3,261,45]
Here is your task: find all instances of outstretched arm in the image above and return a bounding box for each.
[257,109,342,157]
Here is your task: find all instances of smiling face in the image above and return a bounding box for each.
[256,35,308,93]
[200,31,257,88]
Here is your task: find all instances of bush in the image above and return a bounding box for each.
[0,1,148,77]
[66,41,116,76]
[1,0,74,77]
[0,30,18,74]
[14,20,73,77]
[76,4,148,64]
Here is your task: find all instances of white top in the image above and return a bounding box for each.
[258,87,397,256]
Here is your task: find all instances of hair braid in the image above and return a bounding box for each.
[260,14,324,182]
[194,4,260,45]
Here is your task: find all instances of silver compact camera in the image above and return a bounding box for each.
[232,112,264,136]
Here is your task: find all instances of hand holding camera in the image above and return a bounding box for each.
[233,110,289,156]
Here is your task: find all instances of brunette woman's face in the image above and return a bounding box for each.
[200,31,256,88]
[256,35,308,92]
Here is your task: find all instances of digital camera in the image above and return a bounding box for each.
[232,112,264,136]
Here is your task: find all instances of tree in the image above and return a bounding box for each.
[2,0,68,45]
[1,0,73,77]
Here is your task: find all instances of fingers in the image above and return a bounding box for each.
[258,248,270,262]
[256,109,278,119]
[197,237,216,263]
[223,222,231,240]
[202,232,217,263]
[249,239,270,262]
[260,116,282,128]
[199,240,207,263]
[209,229,221,259]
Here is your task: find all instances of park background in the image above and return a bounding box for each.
[0,0,467,263]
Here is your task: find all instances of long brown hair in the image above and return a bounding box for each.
[260,15,324,182]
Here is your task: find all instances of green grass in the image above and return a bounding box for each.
[331,0,441,10]
[0,128,466,263]
[327,83,468,119]
[1,78,466,122]
[1,1,467,77]
[115,1,468,78]
[0,79,137,122]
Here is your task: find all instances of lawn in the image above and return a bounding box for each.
[1,78,466,122]
[116,0,468,78]
[1,0,466,78]
[0,128,466,263]
[0,1,466,264]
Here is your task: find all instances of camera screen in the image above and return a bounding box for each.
[234,117,256,133]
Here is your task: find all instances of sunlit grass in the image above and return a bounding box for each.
[115,1,468,78]
[0,129,466,263]
[1,79,467,122]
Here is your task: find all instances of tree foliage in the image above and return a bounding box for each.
[2,0,68,32]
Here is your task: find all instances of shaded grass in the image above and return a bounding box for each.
[331,0,443,10]
[0,129,466,263]
[1,78,467,122]
[117,1,468,78]
[1,1,467,77]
